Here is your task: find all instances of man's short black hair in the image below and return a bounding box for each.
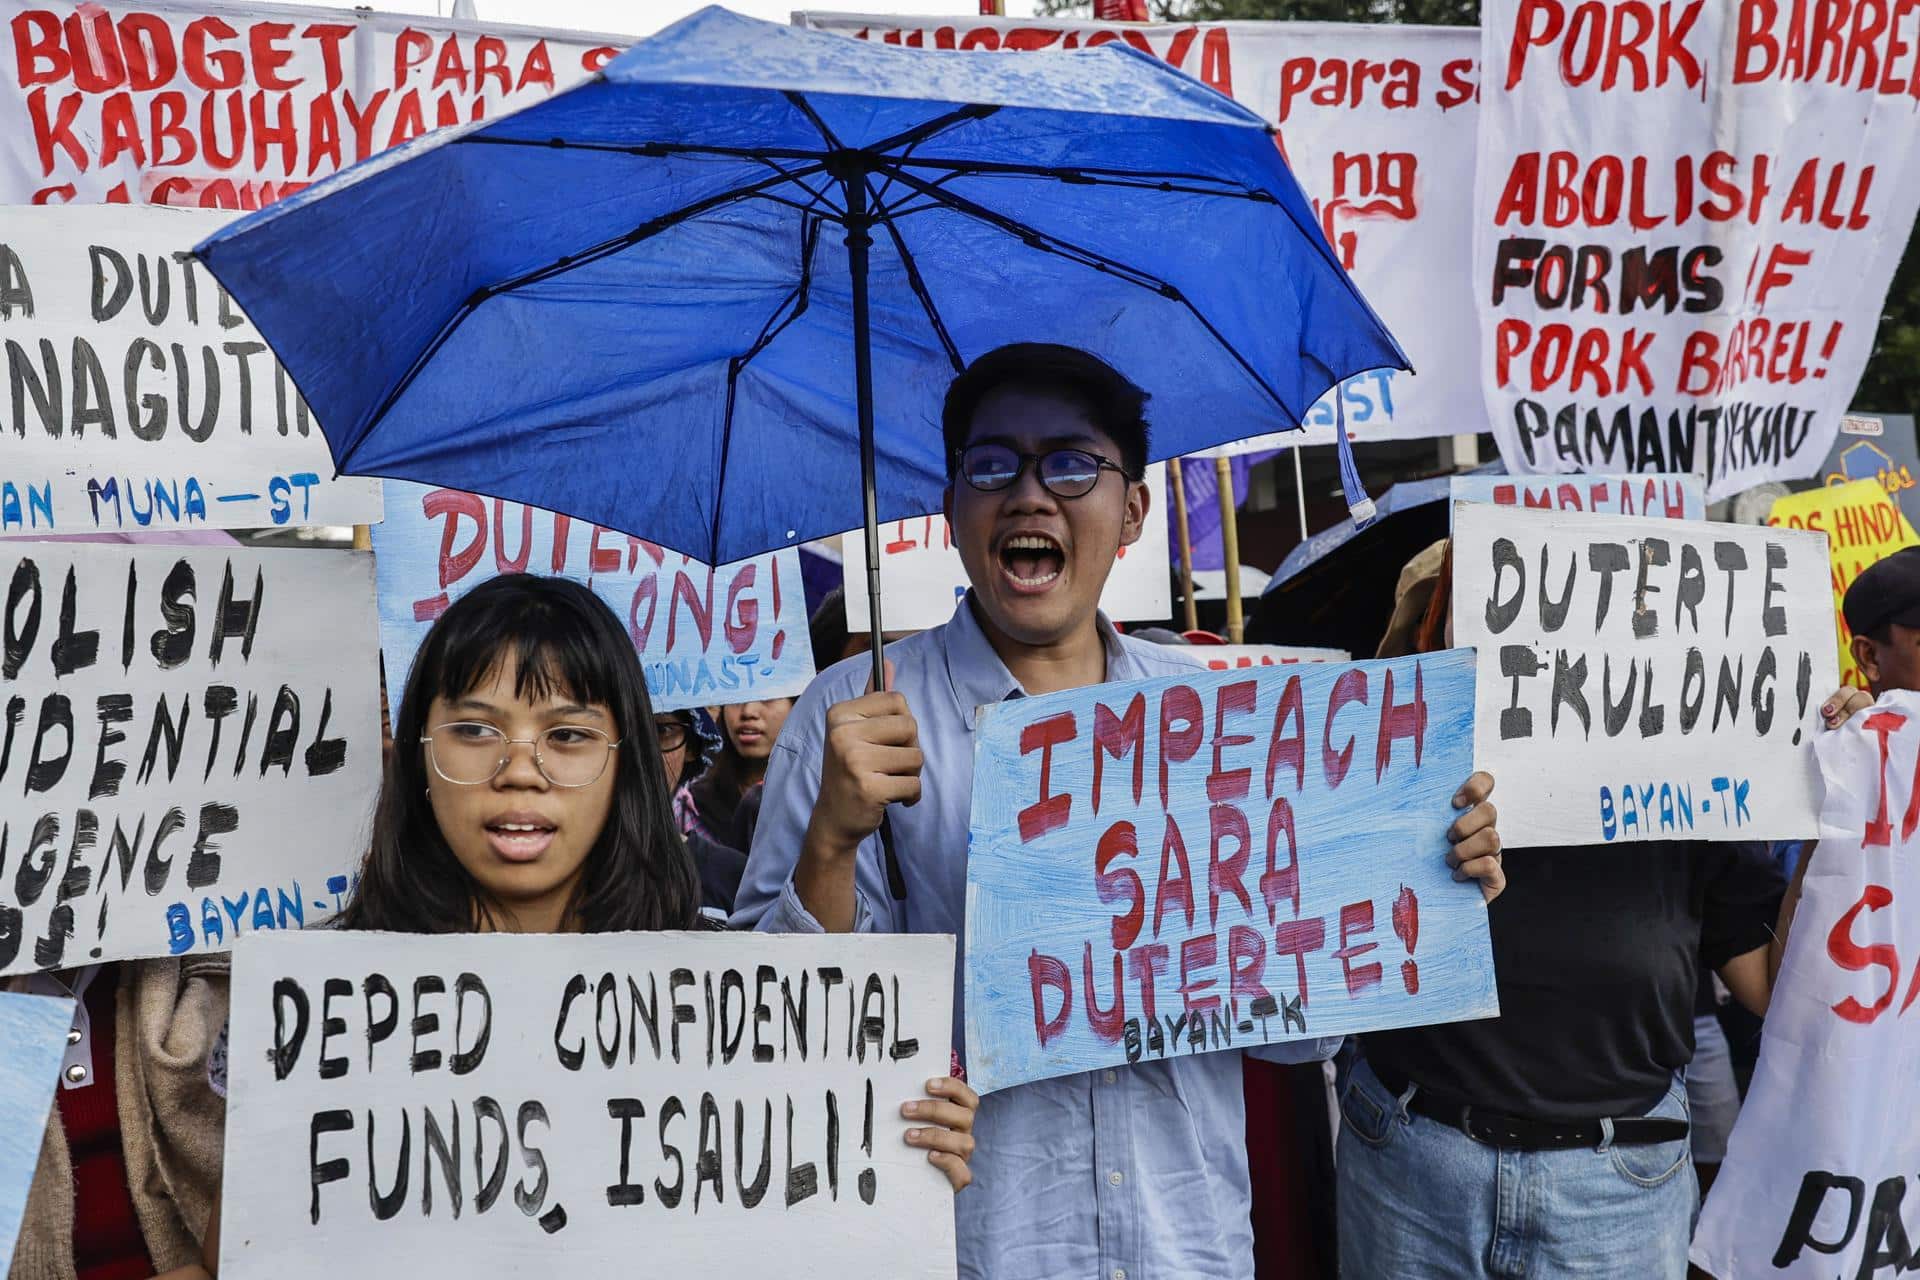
[942,343,1151,480]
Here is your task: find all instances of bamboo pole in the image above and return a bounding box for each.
[1215,456,1244,642]
[1169,458,1199,632]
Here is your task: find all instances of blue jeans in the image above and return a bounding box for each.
[1336,1059,1696,1279]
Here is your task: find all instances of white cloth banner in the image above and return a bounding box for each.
[1,204,381,531]
[0,542,380,975]
[1692,691,1920,1277]
[1473,0,1920,500]
[1450,502,1837,848]
[797,13,1483,449]
[1,0,625,206]
[221,929,957,1278]
[841,463,1170,632]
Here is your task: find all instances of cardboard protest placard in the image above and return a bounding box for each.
[1450,472,1705,522]
[799,13,1481,449]
[964,651,1498,1094]
[1,0,625,206]
[1817,414,1920,535]
[1472,0,1920,499]
[1690,692,1920,1277]
[1452,503,1838,849]
[840,464,1171,632]
[1167,644,1349,672]
[0,543,380,975]
[0,205,382,533]
[373,481,815,714]
[1770,479,1920,692]
[221,930,956,1278]
[0,993,75,1273]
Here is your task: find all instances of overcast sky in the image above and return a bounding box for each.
[354,0,1035,40]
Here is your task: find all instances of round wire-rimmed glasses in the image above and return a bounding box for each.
[420,722,621,788]
[955,443,1133,498]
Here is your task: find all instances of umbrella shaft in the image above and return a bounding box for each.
[844,164,890,694]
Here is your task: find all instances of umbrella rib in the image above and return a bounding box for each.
[888,155,1278,203]
[866,103,1001,157]
[713,216,822,558]
[866,178,963,374]
[751,156,846,218]
[782,91,847,151]
[875,163,1297,417]
[342,164,830,465]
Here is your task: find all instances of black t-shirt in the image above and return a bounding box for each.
[1362,840,1783,1121]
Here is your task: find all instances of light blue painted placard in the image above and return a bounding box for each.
[373,481,815,713]
[965,651,1498,1094]
[1450,473,1706,522]
[0,993,77,1272]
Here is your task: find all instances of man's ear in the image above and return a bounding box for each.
[1120,474,1152,547]
[942,481,955,526]
[1853,633,1880,685]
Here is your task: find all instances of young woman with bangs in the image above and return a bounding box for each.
[188,575,975,1277]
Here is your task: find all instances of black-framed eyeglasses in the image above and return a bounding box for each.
[420,722,620,788]
[655,718,690,753]
[956,443,1133,499]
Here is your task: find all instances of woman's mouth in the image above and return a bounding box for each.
[998,533,1065,594]
[485,818,556,863]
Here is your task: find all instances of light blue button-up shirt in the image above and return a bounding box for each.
[734,596,1339,1280]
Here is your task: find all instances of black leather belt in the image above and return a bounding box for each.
[1373,1068,1689,1151]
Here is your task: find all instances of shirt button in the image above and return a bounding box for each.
[66,1027,82,1046]
[1113,1270,1127,1280]
[1103,1070,1117,1084]
[1108,1170,1124,1187]
[64,1064,87,1084]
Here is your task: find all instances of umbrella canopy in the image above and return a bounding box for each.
[195,6,1405,569]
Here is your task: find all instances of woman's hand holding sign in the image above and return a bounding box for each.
[799,660,925,931]
[1448,772,1506,903]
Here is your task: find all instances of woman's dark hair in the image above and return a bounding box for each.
[942,343,1152,479]
[338,574,700,934]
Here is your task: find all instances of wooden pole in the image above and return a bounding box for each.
[351,524,372,551]
[1215,456,1244,642]
[1170,458,1199,632]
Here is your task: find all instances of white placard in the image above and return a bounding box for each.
[1692,692,1920,1276]
[1,205,382,532]
[1451,502,1838,848]
[2,0,625,205]
[842,463,1170,632]
[1472,0,1920,499]
[222,929,957,1279]
[1166,643,1349,671]
[0,542,380,974]
[799,14,1481,448]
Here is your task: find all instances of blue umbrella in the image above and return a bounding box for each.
[195,6,1404,679]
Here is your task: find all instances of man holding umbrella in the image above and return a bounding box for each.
[733,343,1508,1278]
[191,16,1501,1268]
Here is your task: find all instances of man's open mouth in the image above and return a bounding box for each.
[999,533,1065,590]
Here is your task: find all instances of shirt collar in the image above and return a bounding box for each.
[940,591,1133,727]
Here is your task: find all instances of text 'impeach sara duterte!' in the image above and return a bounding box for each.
[963,655,1496,1094]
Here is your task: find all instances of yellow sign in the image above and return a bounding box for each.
[1769,479,1920,689]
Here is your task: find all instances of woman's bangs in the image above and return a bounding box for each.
[432,596,624,720]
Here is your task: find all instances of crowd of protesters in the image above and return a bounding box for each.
[10,344,1905,1280]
